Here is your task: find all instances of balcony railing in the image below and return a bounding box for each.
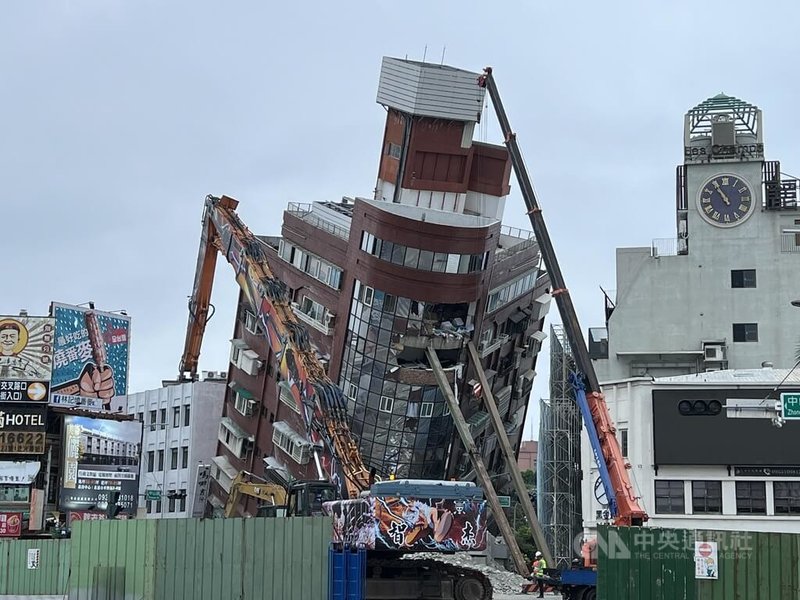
[781,232,800,253]
[286,203,350,240]
[651,238,688,257]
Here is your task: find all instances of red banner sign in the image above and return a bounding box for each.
[68,511,107,525]
[0,512,22,537]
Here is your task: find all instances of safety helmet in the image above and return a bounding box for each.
[535,551,542,557]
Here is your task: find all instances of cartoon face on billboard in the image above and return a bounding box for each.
[0,317,54,383]
[0,321,25,357]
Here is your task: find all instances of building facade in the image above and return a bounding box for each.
[126,373,225,518]
[581,371,800,534]
[591,94,800,381]
[210,57,551,514]
[583,94,800,536]
[518,440,538,472]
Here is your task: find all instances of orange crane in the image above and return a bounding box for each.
[178,195,372,499]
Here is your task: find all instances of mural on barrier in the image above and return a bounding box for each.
[326,496,488,552]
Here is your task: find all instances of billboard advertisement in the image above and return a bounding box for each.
[0,316,54,404]
[0,404,47,454]
[60,415,141,515]
[0,513,22,538]
[50,303,130,412]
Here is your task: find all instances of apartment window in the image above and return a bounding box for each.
[155,500,162,513]
[184,405,190,427]
[731,269,757,288]
[149,410,157,429]
[347,383,358,401]
[244,311,259,334]
[774,481,800,515]
[147,451,154,473]
[278,384,300,414]
[173,407,180,428]
[160,408,167,425]
[655,480,685,514]
[170,448,178,470]
[300,296,326,324]
[181,446,189,469]
[157,450,164,472]
[168,495,176,513]
[178,489,187,513]
[692,481,722,514]
[146,500,152,513]
[137,412,144,423]
[736,481,766,514]
[420,402,434,418]
[361,286,374,307]
[386,142,402,159]
[234,389,255,416]
[796,219,800,246]
[383,294,397,313]
[379,396,394,413]
[619,429,628,458]
[732,323,759,342]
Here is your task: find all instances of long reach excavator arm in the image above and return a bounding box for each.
[178,195,372,499]
[479,69,648,527]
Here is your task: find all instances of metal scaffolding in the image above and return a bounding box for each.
[536,324,583,568]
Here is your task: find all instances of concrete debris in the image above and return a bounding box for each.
[403,552,529,596]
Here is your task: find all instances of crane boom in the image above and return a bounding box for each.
[180,195,372,499]
[478,69,648,526]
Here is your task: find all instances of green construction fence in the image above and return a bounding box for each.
[598,525,800,600]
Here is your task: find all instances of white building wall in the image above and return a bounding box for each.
[582,378,800,536]
[595,160,800,382]
[127,375,225,518]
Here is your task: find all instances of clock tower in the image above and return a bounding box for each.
[592,93,800,382]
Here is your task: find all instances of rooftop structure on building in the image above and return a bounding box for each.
[209,57,552,514]
[583,93,800,538]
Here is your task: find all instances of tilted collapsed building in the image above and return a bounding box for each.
[210,58,551,514]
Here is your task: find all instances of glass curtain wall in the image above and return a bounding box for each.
[340,280,457,478]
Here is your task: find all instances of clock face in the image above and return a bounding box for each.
[696,174,755,227]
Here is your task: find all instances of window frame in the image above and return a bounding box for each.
[735,481,767,515]
[654,480,685,514]
[379,396,394,413]
[691,480,722,514]
[420,402,434,418]
[731,269,757,288]
[732,322,759,342]
[774,481,800,515]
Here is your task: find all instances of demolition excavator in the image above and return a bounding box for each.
[179,194,497,599]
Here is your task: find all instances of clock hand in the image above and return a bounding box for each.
[718,189,731,206]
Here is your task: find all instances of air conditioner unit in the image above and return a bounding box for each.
[206,371,217,379]
[704,344,726,362]
[220,371,228,379]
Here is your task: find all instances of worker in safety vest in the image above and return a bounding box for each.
[531,551,547,597]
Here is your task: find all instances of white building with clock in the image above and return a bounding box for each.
[581,94,800,536]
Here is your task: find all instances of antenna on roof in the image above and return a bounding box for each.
[422,45,427,62]
[440,46,446,65]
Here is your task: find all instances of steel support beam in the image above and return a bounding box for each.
[425,346,530,577]
[467,340,554,567]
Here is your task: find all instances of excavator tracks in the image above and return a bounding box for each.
[365,556,492,600]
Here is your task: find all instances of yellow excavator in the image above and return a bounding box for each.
[223,471,339,519]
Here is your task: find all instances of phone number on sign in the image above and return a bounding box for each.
[0,432,45,454]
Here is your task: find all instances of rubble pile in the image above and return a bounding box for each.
[404,552,528,595]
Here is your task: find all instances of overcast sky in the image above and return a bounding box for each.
[5,1,800,442]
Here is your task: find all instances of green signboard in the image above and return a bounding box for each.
[781,393,800,419]
[497,495,511,508]
[145,489,161,502]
